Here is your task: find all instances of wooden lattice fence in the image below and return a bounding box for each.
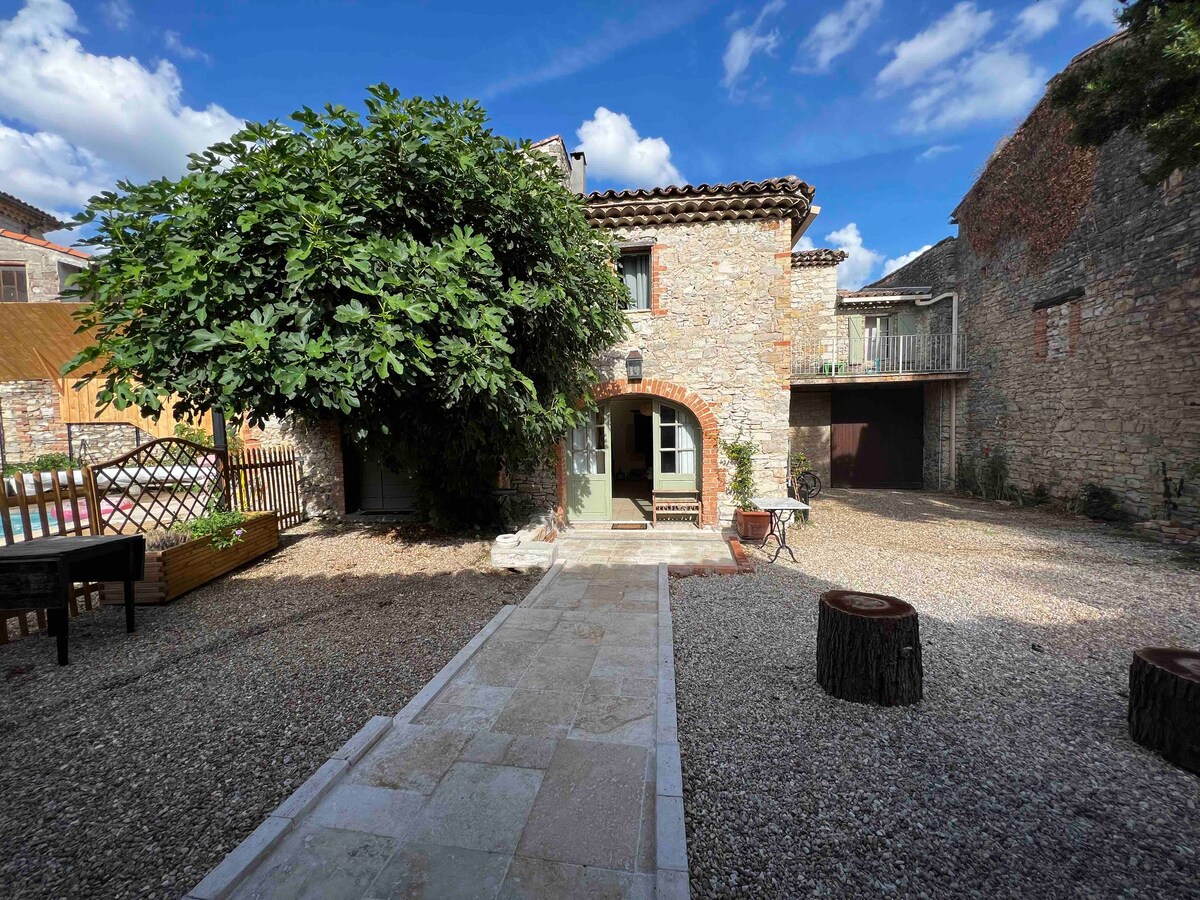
[228,446,305,530]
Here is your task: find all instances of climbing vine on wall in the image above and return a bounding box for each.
[955,101,1101,264]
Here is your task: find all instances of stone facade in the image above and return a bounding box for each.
[252,417,346,518]
[952,113,1200,522]
[0,379,67,465]
[71,422,145,464]
[593,218,817,522]
[0,234,86,302]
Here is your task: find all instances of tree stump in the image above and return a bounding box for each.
[1129,647,1200,774]
[816,590,923,706]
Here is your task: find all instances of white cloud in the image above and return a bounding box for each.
[485,4,705,98]
[722,0,785,91]
[906,46,1045,132]
[1075,0,1118,27]
[0,123,112,214]
[0,0,241,184]
[877,2,994,90]
[575,108,682,188]
[883,244,933,276]
[164,30,211,64]
[918,143,960,160]
[100,0,132,30]
[796,0,883,72]
[1012,0,1069,40]
[823,223,882,289]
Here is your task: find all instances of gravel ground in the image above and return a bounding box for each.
[673,490,1200,899]
[0,521,535,900]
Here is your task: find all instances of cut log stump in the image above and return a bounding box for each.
[817,590,923,706]
[1129,647,1200,774]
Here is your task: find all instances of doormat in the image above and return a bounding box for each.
[612,523,648,530]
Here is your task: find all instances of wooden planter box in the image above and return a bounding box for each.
[102,511,279,605]
[735,508,772,542]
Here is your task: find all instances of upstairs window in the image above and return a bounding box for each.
[618,249,651,311]
[58,262,84,297]
[1,264,28,302]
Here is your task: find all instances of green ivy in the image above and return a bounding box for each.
[64,86,628,526]
[720,436,759,511]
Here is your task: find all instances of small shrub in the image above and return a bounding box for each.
[171,507,248,550]
[720,435,758,511]
[1070,483,1127,522]
[958,448,1018,501]
[144,530,192,551]
[1025,483,1051,506]
[2,453,80,477]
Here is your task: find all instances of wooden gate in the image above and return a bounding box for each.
[831,387,924,488]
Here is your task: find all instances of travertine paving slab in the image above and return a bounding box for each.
[200,535,704,900]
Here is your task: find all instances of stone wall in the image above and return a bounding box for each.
[788,389,831,484]
[0,237,83,301]
[922,382,955,490]
[593,218,817,522]
[71,422,145,464]
[0,379,67,465]
[252,417,345,518]
[954,112,1200,522]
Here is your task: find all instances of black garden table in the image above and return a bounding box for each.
[0,534,146,665]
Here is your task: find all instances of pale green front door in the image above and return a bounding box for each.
[653,401,699,493]
[566,407,611,521]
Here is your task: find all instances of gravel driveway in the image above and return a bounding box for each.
[0,522,535,900]
[673,490,1200,899]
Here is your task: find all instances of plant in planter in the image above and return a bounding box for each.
[721,435,771,541]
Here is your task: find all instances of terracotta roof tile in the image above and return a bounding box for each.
[586,176,815,228]
[791,248,848,268]
[0,229,90,260]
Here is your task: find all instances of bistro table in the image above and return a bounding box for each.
[750,497,811,563]
[0,534,145,665]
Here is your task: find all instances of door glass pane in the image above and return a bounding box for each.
[660,426,676,449]
[660,406,676,424]
[595,425,606,450]
[677,450,694,474]
[677,424,694,451]
[595,451,606,475]
[660,450,676,474]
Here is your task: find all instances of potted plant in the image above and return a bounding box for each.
[721,435,771,541]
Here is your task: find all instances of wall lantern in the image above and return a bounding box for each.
[626,350,644,382]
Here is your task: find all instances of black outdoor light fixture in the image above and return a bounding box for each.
[626,350,644,382]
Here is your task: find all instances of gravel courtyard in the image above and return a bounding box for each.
[673,490,1200,899]
[0,522,535,900]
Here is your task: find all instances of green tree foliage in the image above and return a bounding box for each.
[1051,1,1200,183]
[65,86,628,524]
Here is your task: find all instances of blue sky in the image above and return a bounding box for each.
[0,0,1118,288]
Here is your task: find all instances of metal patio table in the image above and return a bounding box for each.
[750,497,811,563]
[0,534,145,665]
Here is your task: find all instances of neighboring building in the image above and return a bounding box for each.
[0,191,88,304]
[848,40,1200,522]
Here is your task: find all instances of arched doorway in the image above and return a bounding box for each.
[561,379,719,526]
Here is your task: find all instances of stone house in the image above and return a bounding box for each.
[273,142,967,526]
[855,43,1200,523]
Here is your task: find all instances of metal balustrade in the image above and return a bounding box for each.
[792,333,967,378]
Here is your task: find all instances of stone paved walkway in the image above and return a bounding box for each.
[189,532,730,900]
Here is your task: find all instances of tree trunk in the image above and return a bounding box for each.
[816,590,923,706]
[1129,647,1200,774]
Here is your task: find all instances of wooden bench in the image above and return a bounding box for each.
[652,490,702,527]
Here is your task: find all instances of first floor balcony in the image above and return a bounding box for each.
[791,333,968,384]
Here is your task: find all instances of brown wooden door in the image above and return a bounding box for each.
[831,388,924,488]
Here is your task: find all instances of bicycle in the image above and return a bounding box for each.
[792,469,822,500]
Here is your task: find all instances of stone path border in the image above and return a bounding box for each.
[188,553,693,899]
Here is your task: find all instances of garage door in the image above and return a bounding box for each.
[831,387,923,488]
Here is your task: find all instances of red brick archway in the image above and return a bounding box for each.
[557,378,719,526]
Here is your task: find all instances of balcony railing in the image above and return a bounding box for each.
[792,333,967,378]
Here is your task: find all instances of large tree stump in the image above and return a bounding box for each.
[817,590,923,706]
[1129,648,1200,774]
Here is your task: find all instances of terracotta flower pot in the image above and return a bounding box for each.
[735,508,771,541]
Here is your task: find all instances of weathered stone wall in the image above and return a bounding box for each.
[0,379,67,464]
[594,219,809,522]
[788,389,831,484]
[922,382,954,490]
[71,422,145,464]
[0,237,83,301]
[252,417,345,517]
[954,116,1200,522]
